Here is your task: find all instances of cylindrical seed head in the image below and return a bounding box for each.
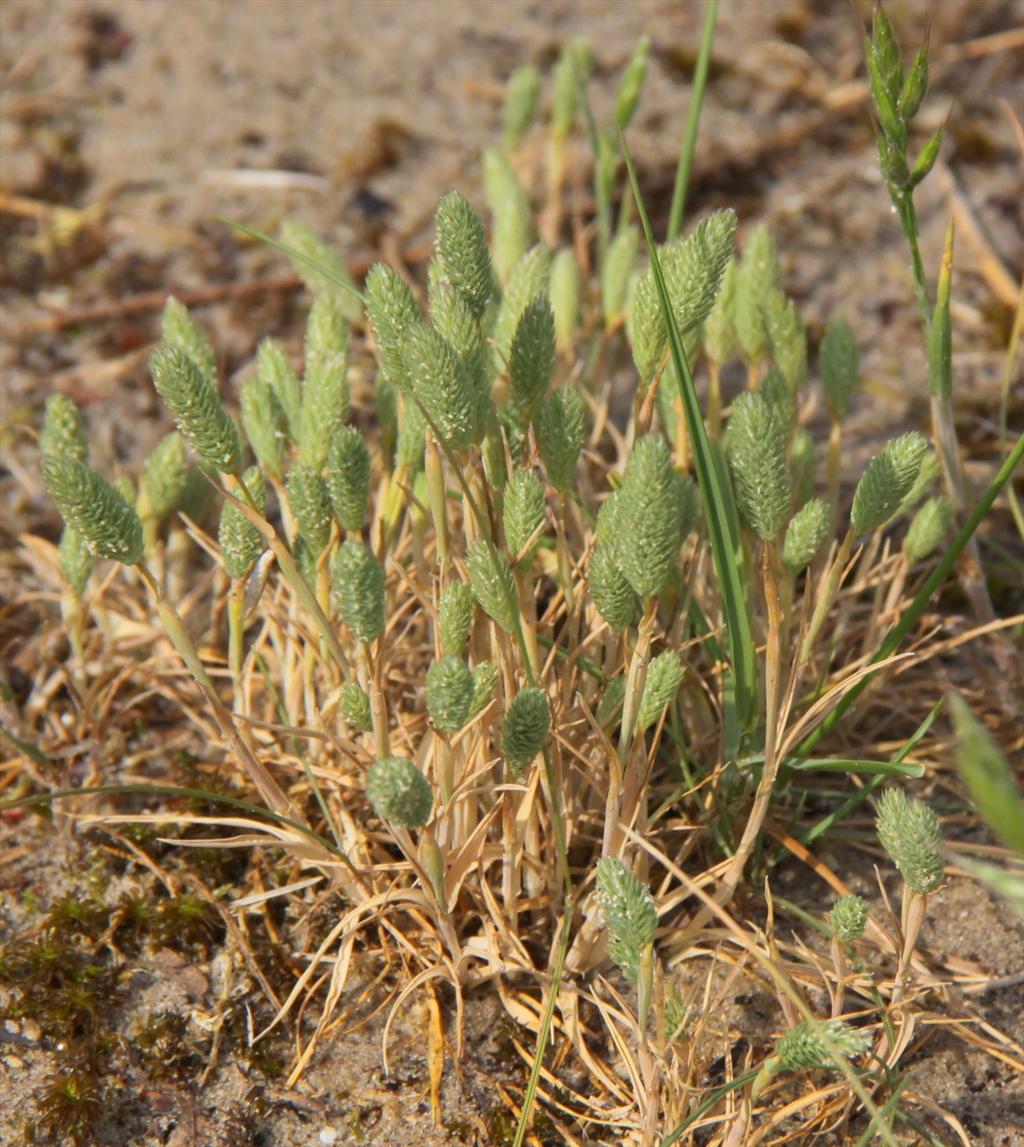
[366,757,433,828]
[42,456,144,566]
[500,686,551,777]
[332,540,386,645]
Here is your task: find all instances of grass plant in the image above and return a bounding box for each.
[7,5,1022,1145]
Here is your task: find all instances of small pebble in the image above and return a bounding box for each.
[319,1130,339,1146]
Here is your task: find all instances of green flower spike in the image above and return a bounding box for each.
[820,316,859,420]
[734,222,780,366]
[483,149,534,285]
[219,466,266,579]
[59,527,94,596]
[142,433,188,522]
[727,392,791,542]
[161,297,217,389]
[340,681,373,733]
[602,227,639,328]
[500,687,551,777]
[286,463,333,557]
[503,64,541,151]
[876,787,945,894]
[438,581,474,657]
[41,394,88,462]
[509,295,556,415]
[42,456,144,567]
[406,323,478,450]
[365,262,421,392]
[426,654,475,734]
[615,33,650,130]
[595,857,657,986]
[240,375,286,481]
[850,432,929,536]
[434,191,493,318]
[493,244,552,363]
[298,297,349,470]
[468,661,499,719]
[588,542,642,631]
[326,425,372,533]
[256,337,301,437]
[466,539,518,634]
[151,346,242,474]
[829,895,869,943]
[637,651,685,731]
[703,258,737,367]
[617,434,683,599]
[536,386,585,492]
[366,757,433,828]
[549,248,581,354]
[503,469,546,566]
[782,497,829,576]
[904,495,953,563]
[773,1019,869,1072]
[333,540,386,645]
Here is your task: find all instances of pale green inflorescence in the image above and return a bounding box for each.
[549,248,581,354]
[536,386,585,492]
[333,540,386,645]
[468,661,499,719]
[734,222,780,366]
[59,527,94,597]
[366,757,433,828]
[500,686,551,777]
[438,581,474,657]
[256,337,302,438]
[493,244,552,363]
[466,539,518,634]
[820,316,859,420]
[142,433,189,521]
[483,148,534,285]
[851,432,929,536]
[596,857,657,987]
[637,651,685,731]
[365,262,421,392]
[602,227,639,328]
[41,394,88,463]
[727,392,791,542]
[790,426,817,508]
[219,466,266,579]
[42,456,144,567]
[240,374,286,481]
[298,296,349,470]
[615,33,650,130]
[161,297,217,390]
[340,681,373,732]
[763,289,806,393]
[703,258,737,367]
[503,469,546,566]
[434,191,493,318]
[426,654,475,734]
[616,433,682,599]
[876,787,945,894]
[783,497,829,575]
[773,1019,869,1072]
[904,494,953,563]
[326,425,372,532]
[503,64,541,151]
[286,463,333,557]
[406,323,478,450]
[509,295,556,415]
[588,541,642,631]
[829,895,869,943]
[151,346,241,474]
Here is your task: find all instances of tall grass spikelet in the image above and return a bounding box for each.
[783,497,829,575]
[438,581,474,657]
[503,469,547,565]
[502,64,541,151]
[851,432,929,536]
[364,262,421,392]
[773,1019,870,1071]
[426,654,475,734]
[509,295,556,415]
[466,539,518,634]
[406,323,479,450]
[41,456,144,566]
[727,392,791,541]
[332,540,386,644]
[326,426,372,532]
[256,337,302,437]
[287,463,333,557]
[161,297,217,389]
[616,433,682,599]
[240,375,286,481]
[637,651,685,731]
[365,758,433,828]
[588,541,642,631]
[493,244,552,361]
[434,191,493,318]
[151,346,242,474]
[820,316,860,419]
[340,681,373,732]
[734,221,780,366]
[58,527,94,596]
[829,895,869,943]
[875,787,945,894]
[41,394,89,462]
[595,858,657,986]
[219,466,266,578]
[500,686,551,776]
[142,433,189,521]
[536,386,585,491]
[904,494,954,563]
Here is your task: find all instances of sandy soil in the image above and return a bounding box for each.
[1,1,1022,1144]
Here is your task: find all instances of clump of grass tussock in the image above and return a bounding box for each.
[13,5,1024,1146]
